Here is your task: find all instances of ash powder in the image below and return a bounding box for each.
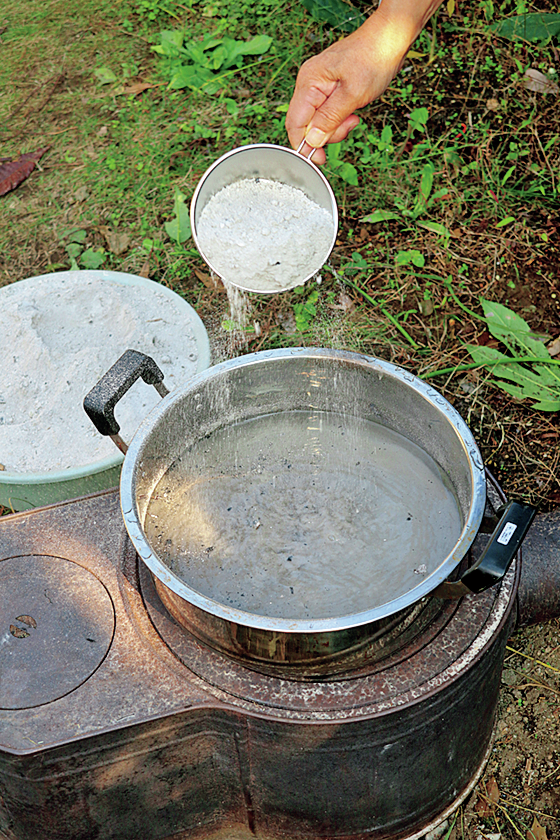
[0,272,206,474]
[196,178,335,292]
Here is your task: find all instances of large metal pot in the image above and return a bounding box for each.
[84,347,535,677]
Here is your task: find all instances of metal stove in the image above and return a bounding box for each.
[1,486,559,840]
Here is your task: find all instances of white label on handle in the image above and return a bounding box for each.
[497,522,517,546]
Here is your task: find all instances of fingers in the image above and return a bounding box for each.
[285,70,335,152]
[305,94,362,149]
[295,114,360,166]
[285,64,363,166]
[286,11,410,161]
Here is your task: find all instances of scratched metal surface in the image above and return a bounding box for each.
[0,484,531,840]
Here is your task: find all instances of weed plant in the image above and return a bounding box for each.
[0,0,559,517]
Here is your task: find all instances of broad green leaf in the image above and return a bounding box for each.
[164,189,191,243]
[301,0,365,33]
[379,125,393,149]
[67,230,87,244]
[465,298,558,412]
[199,34,225,51]
[412,163,434,217]
[466,345,511,365]
[361,209,400,224]
[225,97,239,115]
[496,216,516,228]
[152,30,184,57]
[338,162,359,186]
[395,250,425,267]
[80,247,106,269]
[419,163,435,203]
[417,221,451,238]
[220,38,247,69]
[327,142,343,163]
[94,66,117,85]
[66,243,82,259]
[213,34,272,71]
[480,298,550,359]
[237,34,273,55]
[466,342,560,411]
[407,107,430,132]
[494,372,560,410]
[489,13,560,44]
[182,34,224,64]
[529,397,560,411]
[350,252,368,268]
[168,64,215,90]
[494,381,526,400]
[184,42,210,66]
[210,45,227,70]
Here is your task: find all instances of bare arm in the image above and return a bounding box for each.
[286,0,444,164]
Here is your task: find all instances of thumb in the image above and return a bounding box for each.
[304,86,356,148]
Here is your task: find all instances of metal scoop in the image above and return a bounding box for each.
[190,143,338,294]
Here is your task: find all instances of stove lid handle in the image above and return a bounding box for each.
[432,501,537,599]
[83,350,170,453]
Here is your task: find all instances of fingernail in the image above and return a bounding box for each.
[305,127,328,148]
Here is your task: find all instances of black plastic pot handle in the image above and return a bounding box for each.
[433,501,537,599]
[83,350,169,451]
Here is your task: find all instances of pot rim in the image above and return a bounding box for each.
[120,348,487,634]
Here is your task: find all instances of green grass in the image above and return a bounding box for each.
[1,0,559,514]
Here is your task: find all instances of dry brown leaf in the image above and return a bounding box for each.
[9,624,29,639]
[73,185,89,203]
[486,98,500,111]
[527,817,548,840]
[100,227,131,255]
[418,299,434,317]
[523,69,559,95]
[547,336,560,357]
[475,776,500,816]
[337,292,355,313]
[0,147,49,197]
[139,260,150,278]
[329,292,355,313]
[122,82,157,96]
[194,268,225,292]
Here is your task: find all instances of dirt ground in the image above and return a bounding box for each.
[454,619,560,840]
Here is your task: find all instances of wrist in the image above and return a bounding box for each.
[365,0,443,58]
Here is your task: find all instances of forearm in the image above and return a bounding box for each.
[286,0,445,160]
[360,0,445,64]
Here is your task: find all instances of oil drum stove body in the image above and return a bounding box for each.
[0,486,533,840]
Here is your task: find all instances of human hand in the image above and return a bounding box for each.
[286,3,434,164]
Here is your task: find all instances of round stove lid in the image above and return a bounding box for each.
[0,555,115,709]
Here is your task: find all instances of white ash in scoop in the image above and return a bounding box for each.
[196,178,335,292]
